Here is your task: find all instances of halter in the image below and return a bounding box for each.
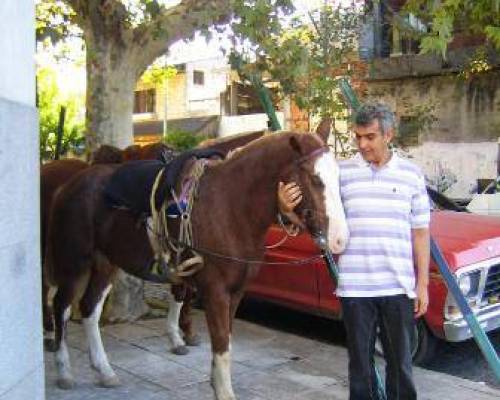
[283,145,331,234]
[295,146,330,165]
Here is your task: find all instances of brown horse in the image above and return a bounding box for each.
[45,132,348,398]
[41,136,264,354]
[40,143,198,348]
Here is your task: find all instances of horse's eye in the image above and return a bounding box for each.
[311,175,323,186]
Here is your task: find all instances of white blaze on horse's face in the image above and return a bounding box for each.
[314,152,349,253]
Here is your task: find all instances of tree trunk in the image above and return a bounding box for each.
[85,35,150,321]
[85,38,137,150]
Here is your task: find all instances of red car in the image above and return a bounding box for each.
[248,210,500,364]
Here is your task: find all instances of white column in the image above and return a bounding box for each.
[0,1,43,399]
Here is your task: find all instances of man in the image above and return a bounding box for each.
[278,103,430,400]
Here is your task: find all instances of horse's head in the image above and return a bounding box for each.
[282,133,348,254]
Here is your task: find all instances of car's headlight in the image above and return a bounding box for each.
[445,270,482,321]
[458,271,480,298]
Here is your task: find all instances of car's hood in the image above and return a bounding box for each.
[431,211,500,270]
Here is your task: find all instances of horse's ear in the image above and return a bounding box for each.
[315,118,332,144]
[289,135,304,155]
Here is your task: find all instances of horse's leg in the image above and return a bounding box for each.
[229,290,245,330]
[180,285,201,346]
[166,284,188,355]
[53,283,77,389]
[42,278,56,350]
[204,285,235,400]
[79,262,119,388]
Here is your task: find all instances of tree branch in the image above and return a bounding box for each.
[131,0,232,76]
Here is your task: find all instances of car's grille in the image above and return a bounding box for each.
[483,263,500,303]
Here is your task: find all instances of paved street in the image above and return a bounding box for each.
[44,308,500,400]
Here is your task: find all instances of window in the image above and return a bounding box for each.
[134,89,156,113]
[193,70,205,86]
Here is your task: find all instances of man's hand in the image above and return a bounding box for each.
[414,282,429,318]
[278,182,302,214]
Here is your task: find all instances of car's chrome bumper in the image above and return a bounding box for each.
[443,303,500,342]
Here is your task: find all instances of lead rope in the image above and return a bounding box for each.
[265,213,300,249]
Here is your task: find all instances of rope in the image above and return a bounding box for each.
[143,228,326,266]
[148,161,208,280]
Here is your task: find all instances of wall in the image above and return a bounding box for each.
[0,1,44,400]
[185,58,228,116]
[366,70,500,198]
[219,113,285,137]
[406,142,496,198]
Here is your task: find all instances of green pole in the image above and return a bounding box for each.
[230,53,281,132]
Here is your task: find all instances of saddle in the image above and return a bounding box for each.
[104,148,224,216]
[103,147,224,284]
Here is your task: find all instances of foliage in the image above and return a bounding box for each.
[38,67,85,160]
[405,0,500,57]
[458,47,494,80]
[36,0,79,44]
[230,2,362,121]
[162,130,207,151]
[140,62,178,86]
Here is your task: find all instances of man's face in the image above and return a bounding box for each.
[353,119,393,164]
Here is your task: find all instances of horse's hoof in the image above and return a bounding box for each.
[44,338,57,352]
[98,374,120,388]
[184,334,202,347]
[57,377,75,390]
[171,345,189,355]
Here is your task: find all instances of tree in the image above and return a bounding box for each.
[38,67,85,160]
[36,0,293,150]
[229,2,362,152]
[404,0,500,57]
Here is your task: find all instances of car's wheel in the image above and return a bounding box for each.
[375,319,438,366]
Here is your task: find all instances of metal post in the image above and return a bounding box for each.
[54,106,66,160]
[163,79,168,140]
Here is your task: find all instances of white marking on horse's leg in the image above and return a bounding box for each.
[47,286,57,306]
[166,293,187,353]
[44,286,57,341]
[314,152,349,253]
[55,306,74,389]
[211,345,235,400]
[82,285,119,387]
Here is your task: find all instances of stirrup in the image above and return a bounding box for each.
[143,259,182,284]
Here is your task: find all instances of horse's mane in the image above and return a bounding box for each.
[221,131,323,164]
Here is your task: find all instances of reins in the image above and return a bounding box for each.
[144,225,326,266]
[146,142,332,277]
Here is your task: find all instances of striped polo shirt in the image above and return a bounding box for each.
[336,152,430,298]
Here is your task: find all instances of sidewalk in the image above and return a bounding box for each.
[45,309,500,400]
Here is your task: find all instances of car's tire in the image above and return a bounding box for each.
[375,319,438,366]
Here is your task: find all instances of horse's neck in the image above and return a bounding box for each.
[205,143,294,236]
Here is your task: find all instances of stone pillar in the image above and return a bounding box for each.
[0,1,44,400]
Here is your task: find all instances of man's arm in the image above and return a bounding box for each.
[412,227,430,318]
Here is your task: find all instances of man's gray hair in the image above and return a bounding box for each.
[354,102,395,135]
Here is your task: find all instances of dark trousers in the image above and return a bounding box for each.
[340,295,417,400]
